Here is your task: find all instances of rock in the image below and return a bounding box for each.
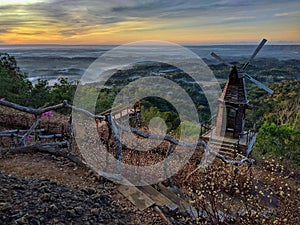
[15,215,28,224]
[13,184,26,190]
[74,206,85,215]
[91,208,100,216]
[0,171,134,224]
[2,188,9,192]
[82,187,96,195]
[49,204,59,212]
[66,209,77,217]
[0,202,12,211]
[99,212,111,220]
[40,193,51,202]
[28,217,40,225]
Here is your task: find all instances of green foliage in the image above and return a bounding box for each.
[175,120,201,139]
[0,53,32,104]
[50,78,77,105]
[28,79,51,108]
[256,122,300,165]
[248,79,300,127]
[73,85,99,112]
[141,106,180,132]
[0,54,79,112]
[249,80,300,165]
[210,58,300,81]
[1,53,299,166]
[96,90,116,114]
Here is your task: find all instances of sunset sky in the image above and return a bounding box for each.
[0,0,299,45]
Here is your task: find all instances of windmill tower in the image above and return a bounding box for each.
[207,39,274,157]
[215,65,249,138]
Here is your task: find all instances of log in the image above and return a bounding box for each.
[0,129,45,134]
[116,122,207,148]
[0,99,104,120]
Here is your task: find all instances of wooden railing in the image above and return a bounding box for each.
[0,99,254,182]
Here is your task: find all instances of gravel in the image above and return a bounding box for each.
[0,172,133,225]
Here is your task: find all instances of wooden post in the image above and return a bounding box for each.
[164,143,175,186]
[200,123,203,136]
[106,114,123,175]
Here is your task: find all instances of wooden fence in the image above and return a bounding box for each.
[0,99,254,182]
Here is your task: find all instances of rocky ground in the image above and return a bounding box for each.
[0,153,169,225]
[0,108,171,225]
[1,108,299,224]
[0,171,132,225]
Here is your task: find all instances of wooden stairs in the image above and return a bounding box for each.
[118,181,197,220]
[208,138,238,160]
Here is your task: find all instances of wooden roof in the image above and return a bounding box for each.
[219,66,248,105]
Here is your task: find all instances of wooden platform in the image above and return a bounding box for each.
[201,128,256,158]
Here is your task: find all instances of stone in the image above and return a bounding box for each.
[49,204,59,212]
[74,206,85,215]
[66,209,77,217]
[0,202,12,211]
[91,208,100,216]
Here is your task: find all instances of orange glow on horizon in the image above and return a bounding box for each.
[0,1,299,45]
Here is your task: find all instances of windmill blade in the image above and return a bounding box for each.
[244,73,274,94]
[211,52,233,68]
[242,38,267,71]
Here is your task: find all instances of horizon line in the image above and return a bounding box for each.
[1,41,300,47]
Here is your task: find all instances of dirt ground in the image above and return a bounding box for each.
[0,152,170,225]
[0,107,170,225]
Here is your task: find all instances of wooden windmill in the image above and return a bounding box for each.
[211,39,274,140]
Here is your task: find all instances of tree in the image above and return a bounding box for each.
[0,53,32,104]
[50,78,77,105]
[256,122,300,165]
[49,78,78,114]
[28,79,51,108]
[248,80,300,127]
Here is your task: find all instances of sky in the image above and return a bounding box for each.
[0,0,299,45]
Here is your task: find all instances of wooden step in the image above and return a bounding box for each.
[209,141,238,159]
[118,178,179,212]
[209,138,237,147]
[218,151,236,159]
[157,184,198,218]
[118,178,197,219]
[210,142,236,150]
[137,185,179,212]
[118,184,155,211]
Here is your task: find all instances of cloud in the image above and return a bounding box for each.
[0,0,299,43]
[223,16,256,21]
[0,28,8,33]
[1,0,298,27]
[274,11,300,17]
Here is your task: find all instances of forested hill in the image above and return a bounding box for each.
[248,80,300,165]
[1,52,299,165]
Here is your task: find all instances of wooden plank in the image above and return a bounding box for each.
[118,185,155,211]
[157,184,198,218]
[137,185,178,211]
[246,134,256,156]
[154,206,173,225]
